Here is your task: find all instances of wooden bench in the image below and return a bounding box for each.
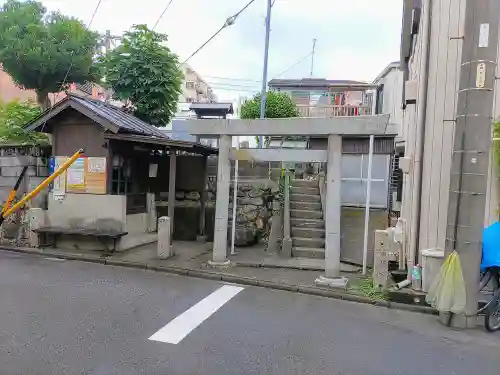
[33,227,128,254]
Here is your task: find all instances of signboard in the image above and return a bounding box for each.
[85,157,107,194]
[67,157,86,192]
[53,156,68,197]
[64,157,107,195]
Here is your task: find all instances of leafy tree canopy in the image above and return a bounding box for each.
[98,25,183,127]
[0,0,100,109]
[0,100,48,145]
[241,91,299,146]
[240,91,299,120]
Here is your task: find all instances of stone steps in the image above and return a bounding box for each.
[290,209,323,220]
[291,226,325,238]
[291,186,319,195]
[292,236,325,248]
[290,201,322,211]
[290,193,321,203]
[292,246,326,259]
[291,179,318,188]
[291,218,325,229]
[289,179,325,259]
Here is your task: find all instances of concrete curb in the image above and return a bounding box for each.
[0,246,437,316]
[235,260,361,273]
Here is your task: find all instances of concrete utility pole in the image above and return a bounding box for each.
[258,0,273,148]
[444,0,500,328]
[100,30,122,54]
[310,38,317,78]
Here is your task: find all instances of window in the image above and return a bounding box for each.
[185,81,195,89]
[340,154,390,208]
[110,154,133,195]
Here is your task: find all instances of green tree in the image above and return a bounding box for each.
[0,100,48,145]
[0,0,100,109]
[98,25,183,127]
[240,91,299,120]
[240,91,299,145]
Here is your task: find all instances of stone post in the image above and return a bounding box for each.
[315,135,347,289]
[210,134,231,266]
[157,216,173,259]
[28,207,45,248]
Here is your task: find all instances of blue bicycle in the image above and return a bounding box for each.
[479,266,500,331]
[479,223,500,332]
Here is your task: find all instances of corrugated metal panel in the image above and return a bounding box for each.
[71,96,167,138]
[342,137,394,154]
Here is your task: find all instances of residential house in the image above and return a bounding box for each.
[371,62,405,214]
[395,0,500,269]
[0,68,108,106]
[372,62,405,148]
[268,78,377,117]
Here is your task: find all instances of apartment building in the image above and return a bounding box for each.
[179,63,217,104]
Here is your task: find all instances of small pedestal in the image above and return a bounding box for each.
[157,216,173,259]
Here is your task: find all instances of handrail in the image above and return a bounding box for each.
[318,172,326,215]
[283,170,291,241]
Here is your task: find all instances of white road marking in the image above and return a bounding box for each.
[149,285,244,344]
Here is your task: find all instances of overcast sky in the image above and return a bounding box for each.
[38,0,403,102]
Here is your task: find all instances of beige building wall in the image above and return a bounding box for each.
[401,0,500,260]
[374,65,405,139]
[179,63,216,103]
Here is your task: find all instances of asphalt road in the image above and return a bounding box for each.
[0,250,499,375]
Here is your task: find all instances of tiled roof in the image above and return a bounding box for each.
[70,95,167,138]
[25,94,168,138]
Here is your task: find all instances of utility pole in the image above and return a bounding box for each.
[258,0,272,148]
[310,38,317,78]
[444,0,500,328]
[100,30,121,54]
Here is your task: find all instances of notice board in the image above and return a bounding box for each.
[65,157,107,194]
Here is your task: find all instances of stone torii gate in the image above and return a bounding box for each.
[185,116,396,286]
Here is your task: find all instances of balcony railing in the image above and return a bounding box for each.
[297,104,372,118]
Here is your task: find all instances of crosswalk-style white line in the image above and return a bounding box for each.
[149,285,244,344]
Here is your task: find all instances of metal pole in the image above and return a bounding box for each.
[231,136,239,255]
[444,0,500,328]
[258,0,272,148]
[362,135,374,275]
[310,38,317,78]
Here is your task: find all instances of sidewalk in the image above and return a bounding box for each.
[0,241,436,315]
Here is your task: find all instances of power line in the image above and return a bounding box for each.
[152,0,175,30]
[133,0,258,108]
[270,52,313,80]
[203,75,261,83]
[182,0,257,64]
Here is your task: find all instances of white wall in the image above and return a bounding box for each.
[380,68,404,138]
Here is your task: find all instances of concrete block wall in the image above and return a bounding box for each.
[44,193,155,251]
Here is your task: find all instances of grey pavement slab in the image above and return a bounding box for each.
[0,250,499,375]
